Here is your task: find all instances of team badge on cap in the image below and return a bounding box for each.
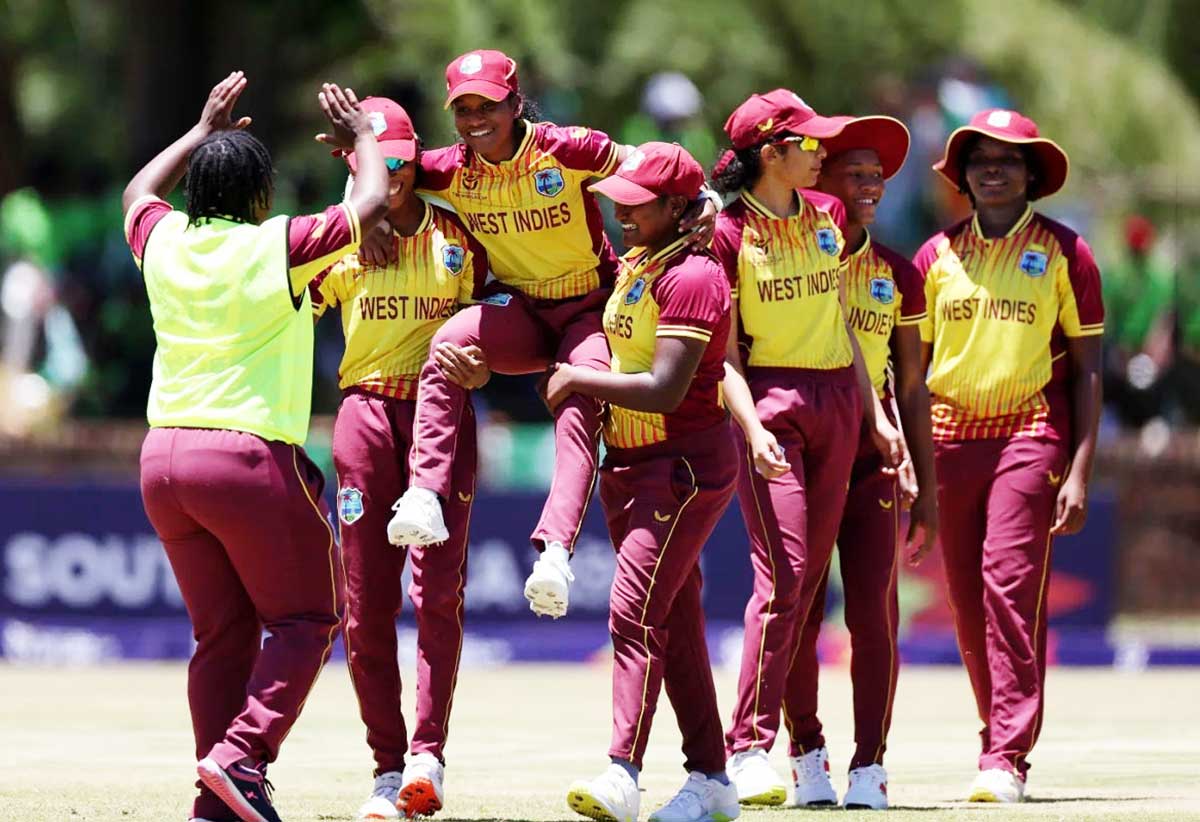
[1019,249,1048,277]
[625,278,646,305]
[442,244,465,275]
[459,53,484,74]
[534,167,565,198]
[338,487,364,525]
[816,228,840,256]
[870,278,895,305]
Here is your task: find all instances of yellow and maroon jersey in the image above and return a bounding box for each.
[845,234,927,396]
[712,189,854,370]
[915,206,1104,442]
[419,121,620,301]
[310,204,488,400]
[602,237,730,450]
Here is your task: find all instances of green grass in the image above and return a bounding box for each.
[1,662,1197,821]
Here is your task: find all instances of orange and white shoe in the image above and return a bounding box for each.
[357,771,403,820]
[398,753,445,818]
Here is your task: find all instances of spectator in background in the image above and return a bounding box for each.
[1173,251,1200,425]
[620,72,717,171]
[1102,215,1174,429]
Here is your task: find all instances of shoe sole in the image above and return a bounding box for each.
[845,802,888,810]
[648,814,736,822]
[524,578,568,618]
[196,759,270,822]
[793,798,837,807]
[968,788,1021,803]
[566,787,620,822]
[738,786,788,805]
[398,778,442,818]
[387,520,448,547]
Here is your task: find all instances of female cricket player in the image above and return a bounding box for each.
[917,108,1103,803]
[311,97,490,820]
[711,90,905,808]
[774,114,939,810]
[541,142,738,822]
[124,74,387,822]
[384,49,716,620]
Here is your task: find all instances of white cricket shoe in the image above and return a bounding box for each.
[524,541,574,618]
[357,770,404,820]
[387,487,448,546]
[789,747,838,807]
[649,772,740,822]
[968,768,1024,803]
[567,764,640,822]
[843,764,888,810]
[398,753,445,817]
[726,748,787,806]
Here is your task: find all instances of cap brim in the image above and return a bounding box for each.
[820,116,911,179]
[443,80,512,109]
[792,113,850,140]
[346,138,417,173]
[588,176,658,205]
[933,125,1070,198]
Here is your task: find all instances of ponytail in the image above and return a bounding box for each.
[711,145,763,195]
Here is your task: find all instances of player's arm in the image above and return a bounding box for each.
[1053,335,1102,536]
[841,270,902,470]
[893,324,939,563]
[723,297,790,478]
[544,336,706,414]
[123,71,252,213]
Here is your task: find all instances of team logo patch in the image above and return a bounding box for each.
[337,487,364,525]
[1019,250,1048,277]
[442,244,465,275]
[986,110,1013,128]
[459,53,483,75]
[620,150,646,172]
[816,228,839,256]
[368,111,388,137]
[624,277,646,305]
[869,277,895,305]
[534,167,565,197]
[479,292,512,307]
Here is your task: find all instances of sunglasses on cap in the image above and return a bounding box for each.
[384,157,408,173]
[779,134,822,152]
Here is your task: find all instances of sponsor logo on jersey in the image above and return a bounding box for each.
[338,487,364,525]
[534,167,565,198]
[870,277,895,305]
[442,244,465,275]
[816,228,840,256]
[1019,249,1048,277]
[624,277,646,305]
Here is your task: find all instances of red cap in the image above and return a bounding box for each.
[933,108,1069,199]
[588,142,704,205]
[1124,215,1155,253]
[444,49,520,108]
[343,97,417,173]
[723,89,847,150]
[820,115,911,180]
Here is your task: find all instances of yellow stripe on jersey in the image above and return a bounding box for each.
[844,233,924,396]
[735,190,854,369]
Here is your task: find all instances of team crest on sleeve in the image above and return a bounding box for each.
[442,244,465,275]
[337,487,364,525]
[869,277,895,304]
[624,277,646,305]
[1019,248,1048,277]
[816,228,840,256]
[534,167,565,197]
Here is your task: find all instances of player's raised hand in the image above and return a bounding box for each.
[198,71,252,133]
[315,83,372,152]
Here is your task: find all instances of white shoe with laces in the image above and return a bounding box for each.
[398,753,445,817]
[648,772,740,822]
[357,770,404,820]
[968,768,1025,803]
[567,764,640,822]
[524,541,574,618]
[789,747,838,807]
[843,764,888,810]
[387,487,448,546]
[726,748,787,806]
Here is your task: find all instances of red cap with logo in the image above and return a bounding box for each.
[444,49,520,109]
[343,97,417,173]
[723,89,847,150]
[933,108,1069,199]
[588,142,704,205]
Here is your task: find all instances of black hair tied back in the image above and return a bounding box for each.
[185,130,274,224]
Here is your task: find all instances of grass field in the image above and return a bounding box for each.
[1,662,1197,821]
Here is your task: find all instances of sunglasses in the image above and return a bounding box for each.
[780,135,822,152]
[384,157,408,172]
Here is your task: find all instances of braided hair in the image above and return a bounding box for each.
[711,145,764,196]
[184,130,274,224]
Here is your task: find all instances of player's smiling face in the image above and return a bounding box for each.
[386,151,419,212]
[614,196,683,253]
[452,94,518,160]
[965,137,1031,208]
[818,149,884,227]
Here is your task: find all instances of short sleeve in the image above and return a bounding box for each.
[654,257,730,343]
[124,196,174,269]
[543,124,620,177]
[1057,234,1104,337]
[711,212,743,297]
[287,203,361,296]
[418,146,464,194]
[309,255,355,320]
[886,250,927,326]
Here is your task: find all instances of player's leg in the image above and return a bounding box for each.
[333,391,410,820]
[402,402,478,819]
[392,297,548,546]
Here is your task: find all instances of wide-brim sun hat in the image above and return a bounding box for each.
[932,108,1069,199]
[820,115,911,180]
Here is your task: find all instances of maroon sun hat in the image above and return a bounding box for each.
[444,49,520,109]
[723,89,847,150]
[588,142,705,205]
[933,108,1069,198]
[820,115,911,180]
[342,97,417,173]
